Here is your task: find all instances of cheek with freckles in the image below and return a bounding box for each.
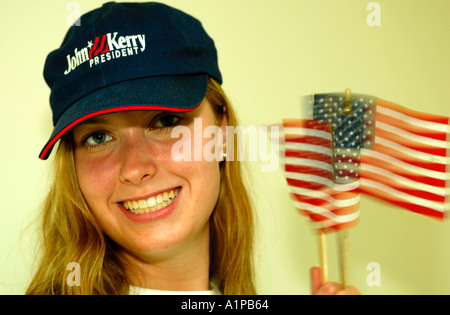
[75,150,121,213]
[182,160,221,216]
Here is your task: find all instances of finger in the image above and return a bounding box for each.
[335,285,360,295]
[314,282,341,295]
[310,266,323,294]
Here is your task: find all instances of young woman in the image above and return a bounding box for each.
[27,2,357,295]
[26,2,255,295]
[27,78,255,294]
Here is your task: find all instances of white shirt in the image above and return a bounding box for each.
[129,282,220,295]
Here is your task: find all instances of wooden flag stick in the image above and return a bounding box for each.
[337,230,349,290]
[338,88,351,290]
[318,228,328,283]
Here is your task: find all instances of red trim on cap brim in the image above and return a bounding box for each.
[39,104,200,160]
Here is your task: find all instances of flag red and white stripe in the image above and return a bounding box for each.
[360,98,450,220]
[282,119,360,231]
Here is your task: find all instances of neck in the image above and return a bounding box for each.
[120,227,211,291]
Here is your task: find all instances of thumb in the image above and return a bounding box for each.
[310,266,323,294]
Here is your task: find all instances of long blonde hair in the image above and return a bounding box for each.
[26,79,256,295]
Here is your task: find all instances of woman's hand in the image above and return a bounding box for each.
[311,266,360,295]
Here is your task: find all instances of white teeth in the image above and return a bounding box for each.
[147,196,156,207]
[122,188,179,214]
[138,200,147,208]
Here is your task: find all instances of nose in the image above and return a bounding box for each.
[119,133,157,185]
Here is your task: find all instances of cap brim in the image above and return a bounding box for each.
[39,74,208,160]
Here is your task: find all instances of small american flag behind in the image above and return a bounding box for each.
[282,118,360,231]
[309,93,450,220]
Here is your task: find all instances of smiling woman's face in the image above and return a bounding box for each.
[72,98,226,260]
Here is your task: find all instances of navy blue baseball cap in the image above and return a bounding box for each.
[39,1,222,160]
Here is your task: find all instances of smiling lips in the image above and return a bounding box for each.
[121,188,180,214]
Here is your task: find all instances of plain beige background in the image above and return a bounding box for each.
[1,0,449,294]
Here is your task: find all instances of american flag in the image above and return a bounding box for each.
[308,93,450,220]
[282,117,360,231]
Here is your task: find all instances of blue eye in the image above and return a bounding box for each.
[85,132,113,146]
